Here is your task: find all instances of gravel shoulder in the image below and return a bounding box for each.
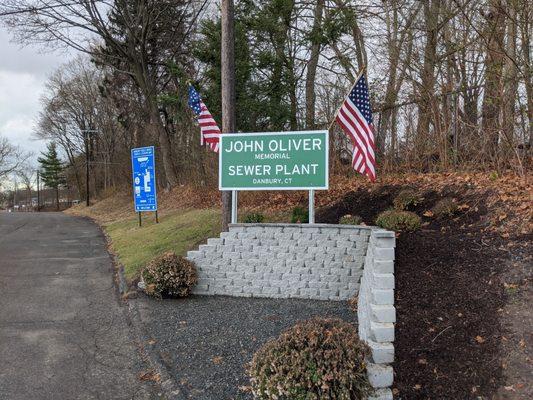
[132,294,356,400]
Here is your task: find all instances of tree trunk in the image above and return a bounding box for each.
[481,0,506,167]
[221,0,236,231]
[148,101,178,188]
[56,187,60,211]
[305,0,324,129]
[502,3,519,160]
[416,0,440,169]
[518,0,532,161]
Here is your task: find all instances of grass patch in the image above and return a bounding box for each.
[104,208,221,280]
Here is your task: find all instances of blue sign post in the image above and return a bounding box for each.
[131,146,158,225]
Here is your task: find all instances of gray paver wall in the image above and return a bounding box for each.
[186,223,396,399]
[187,223,370,300]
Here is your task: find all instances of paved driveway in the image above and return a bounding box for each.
[0,212,157,400]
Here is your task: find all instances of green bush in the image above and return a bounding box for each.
[432,198,458,218]
[339,214,362,225]
[248,318,371,400]
[244,212,265,223]
[291,206,309,223]
[376,210,421,232]
[393,189,421,210]
[141,251,197,298]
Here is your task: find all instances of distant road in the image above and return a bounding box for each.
[0,213,157,400]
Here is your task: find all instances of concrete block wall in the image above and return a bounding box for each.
[187,223,371,300]
[358,229,396,400]
[186,223,395,397]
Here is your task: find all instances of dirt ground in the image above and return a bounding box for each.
[317,183,532,399]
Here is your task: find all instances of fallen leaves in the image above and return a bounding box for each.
[475,335,486,344]
[138,370,161,383]
[212,356,223,365]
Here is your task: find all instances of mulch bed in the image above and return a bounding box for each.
[133,180,529,399]
[135,296,355,400]
[318,184,513,399]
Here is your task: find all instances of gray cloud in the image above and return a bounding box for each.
[0,27,72,156]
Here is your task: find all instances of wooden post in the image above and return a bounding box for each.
[138,212,142,227]
[221,0,236,231]
[155,210,159,224]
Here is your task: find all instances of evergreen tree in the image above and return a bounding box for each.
[194,11,261,132]
[193,0,295,132]
[38,142,65,210]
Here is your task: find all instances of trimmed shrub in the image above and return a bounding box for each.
[244,212,265,223]
[141,251,197,298]
[432,198,458,218]
[248,317,371,400]
[291,206,309,223]
[393,188,421,210]
[376,209,421,232]
[339,214,362,225]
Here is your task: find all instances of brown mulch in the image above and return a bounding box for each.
[316,182,531,399]
[393,204,507,398]
[70,172,530,397]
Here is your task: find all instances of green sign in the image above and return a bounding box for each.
[219,130,329,190]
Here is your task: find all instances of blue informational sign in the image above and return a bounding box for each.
[131,146,157,212]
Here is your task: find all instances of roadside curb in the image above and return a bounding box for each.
[112,250,185,400]
[94,218,185,400]
[125,296,186,400]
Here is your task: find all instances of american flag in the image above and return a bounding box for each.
[188,85,221,153]
[334,73,376,181]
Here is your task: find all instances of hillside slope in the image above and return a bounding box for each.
[67,172,531,398]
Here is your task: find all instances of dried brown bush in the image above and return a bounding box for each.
[432,198,458,218]
[376,210,421,232]
[141,251,197,298]
[393,189,421,210]
[248,317,371,400]
[339,214,363,225]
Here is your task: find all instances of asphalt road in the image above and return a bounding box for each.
[0,212,158,400]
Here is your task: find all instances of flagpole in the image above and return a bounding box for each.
[327,66,366,131]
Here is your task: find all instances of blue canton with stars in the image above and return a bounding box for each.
[348,74,373,125]
[188,85,202,116]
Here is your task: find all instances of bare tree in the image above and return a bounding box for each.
[0,136,28,181]
[305,0,325,129]
[0,0,206,187]
[17,165,35,208]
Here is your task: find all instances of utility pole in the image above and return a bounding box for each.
[36,170,40,211]
[221,0,236,231]
[83,129,98,207]
[13,178,17,211]
[84,130,90,207]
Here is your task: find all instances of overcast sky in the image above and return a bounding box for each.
[0,26,72,161]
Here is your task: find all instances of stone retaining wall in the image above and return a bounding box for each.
[186,223,395,399]
[187,223,370,300]
[359,229,396,400]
